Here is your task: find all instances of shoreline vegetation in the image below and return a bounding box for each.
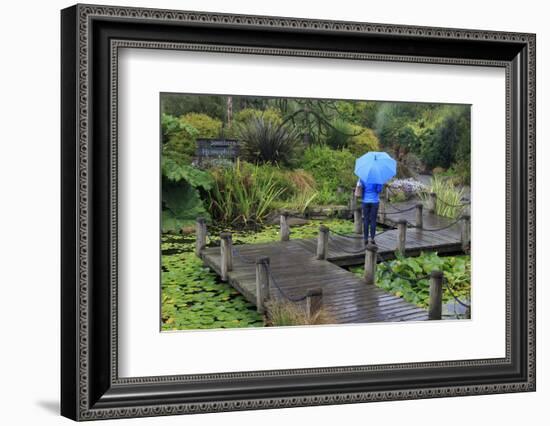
[160,94,471,330]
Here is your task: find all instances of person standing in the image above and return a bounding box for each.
[355,179,383,245]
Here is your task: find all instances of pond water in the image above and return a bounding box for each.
[161,218,357,331]
[162,218,471,330]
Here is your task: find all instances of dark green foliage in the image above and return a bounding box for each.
[325,118,354,149]
[161,94,227,120]
[161,113,183,143]
[375,104,421,156]
[420,115,459,169]
[374,102,470,181]
[162,181,207,232]
[236,116,301,166]
[161,158,214,232]
[162,157,213,189]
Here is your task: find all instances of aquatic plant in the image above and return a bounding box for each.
[208,159,285,226]
[350,251,470,311]
[419,175,466,218]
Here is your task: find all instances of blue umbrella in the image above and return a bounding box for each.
[354,152,397,185]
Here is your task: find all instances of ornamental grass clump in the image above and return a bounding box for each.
[208,159,285,226]
[265,300,335,327]
[419,175,466,218]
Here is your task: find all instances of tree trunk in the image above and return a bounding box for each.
[226,96,233,130]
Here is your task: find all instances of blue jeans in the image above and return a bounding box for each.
[362,202,379,241]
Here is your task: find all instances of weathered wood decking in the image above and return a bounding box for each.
[303,202,464,266]
[199,200,466,324]
[201,240,429,323]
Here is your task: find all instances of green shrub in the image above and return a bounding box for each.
[161,113,199,163]
[450,160,470,185]
[234,107,283,126]
[325,118,354,150]
[419,114,460,169]
[179,112,222,139]
[348,125,380,155]
[301,145,356,203]
[161,112,223,164]
[236,117,301,166]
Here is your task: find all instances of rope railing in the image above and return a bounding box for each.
[375,253,470,311]
[328,234,367,254]
[327,226,396,254]
[405,216,464,232]
[328,228,365,239]
[383,204,418,214]
[331,226,394,239]
[262,260,309,303]
[382,270,430,282]
[442,276,471,309]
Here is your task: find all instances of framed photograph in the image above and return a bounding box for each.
[61,4,536,421]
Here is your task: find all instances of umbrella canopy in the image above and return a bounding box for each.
[354,152,397,185]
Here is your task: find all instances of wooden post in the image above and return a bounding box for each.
[415,203,423,228]
[463,202,471,217]
[428,192,437,214]
[350,190,357,211]
[428,270,444,320]
[316,225,329,260]
[280,212,290,242]
[195,217,207,256]
[396,219,407,254]
[354,207,363,234]
[255,256,270,313]
[461,214,471,251]
[220,232,233,282]
[378,197,386,223]
[364,243,378,285]
[305,288,323,318]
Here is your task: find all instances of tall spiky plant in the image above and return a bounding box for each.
[236,116,301,166]
[209,160,286,226]
[419,175,466,219]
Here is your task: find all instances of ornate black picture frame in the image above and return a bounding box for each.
[61,4,536,421]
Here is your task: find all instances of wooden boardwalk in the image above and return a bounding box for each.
[297,201,464,266]
[201,240,429,323]
[198,200,467,324]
